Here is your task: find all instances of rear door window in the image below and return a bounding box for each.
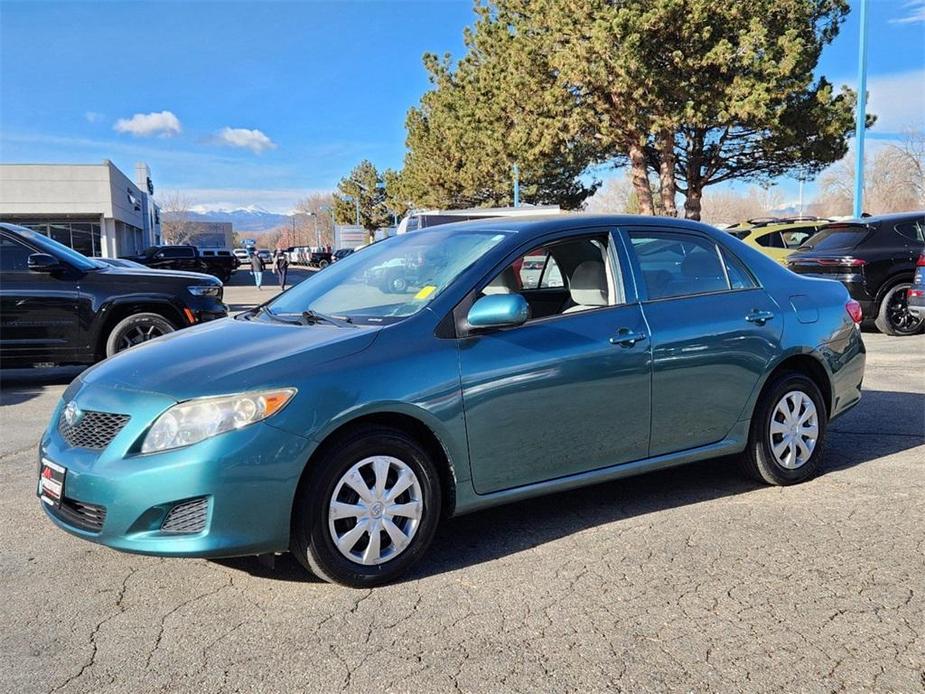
[628,232,729,299]
[895,220,925,243]
[756,231,785,249]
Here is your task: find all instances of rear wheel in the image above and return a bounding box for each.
[875,282,924,336]
[105,312,176,357]
[741,372,827,486]
[291,426,442,587]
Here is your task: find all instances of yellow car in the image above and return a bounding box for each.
[726,218,830,265]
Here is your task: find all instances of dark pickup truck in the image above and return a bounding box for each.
[122,245,239,282]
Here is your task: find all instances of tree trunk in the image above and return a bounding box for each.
[628,142,655,216]
[656,130,677,217]
[684,181,704,220]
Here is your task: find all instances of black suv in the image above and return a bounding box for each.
[0,223,227,366]
[787,212,925,336]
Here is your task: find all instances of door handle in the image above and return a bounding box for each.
[745,309,775,325]
[610,329,648,347]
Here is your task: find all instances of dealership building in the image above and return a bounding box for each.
[0,160,161,258]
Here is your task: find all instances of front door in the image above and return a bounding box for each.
[0,233,83,362]
[625,229,783,456]
[458,231,652,494]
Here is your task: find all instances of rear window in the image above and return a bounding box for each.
[803,226,869,252]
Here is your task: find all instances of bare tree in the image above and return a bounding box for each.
[884,129,925,208]
[811,142,924,217]
[294,193,336,247]
[700,186,784,226]
[157,190,197,245]
[584,175,639,214]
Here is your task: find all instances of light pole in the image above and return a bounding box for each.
[512,163,520,207]
[853,0,870,218]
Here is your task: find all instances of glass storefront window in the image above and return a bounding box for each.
[49,223,72,247]
[7,221,104,257]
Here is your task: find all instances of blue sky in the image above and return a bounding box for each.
[1,0,923,212]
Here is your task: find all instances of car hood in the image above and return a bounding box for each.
[98,266,220,283]
[79,316,379,401]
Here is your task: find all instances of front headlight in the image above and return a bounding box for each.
[141,388,296,453]
[188,285,222,298]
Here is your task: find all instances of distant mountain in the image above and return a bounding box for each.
[186,206,291,233]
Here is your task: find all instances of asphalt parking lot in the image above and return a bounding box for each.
[1,301,923,691]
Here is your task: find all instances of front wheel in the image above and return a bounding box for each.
[317,259,330,269]
[105,312,175,357]
[291,426,442,587]
[741,372,828,486]
[875,282,924,336]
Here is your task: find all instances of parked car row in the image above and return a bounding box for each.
[0,223,227,366]
[785,212,924,336]
[121,244,238,283]
[727,212,925,336]
[282,246,333,268]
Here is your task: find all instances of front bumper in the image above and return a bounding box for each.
[38,385,316,558]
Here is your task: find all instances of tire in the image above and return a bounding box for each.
[874,282,924,336]
[104,312,176,357]
[318,259,330,269]
[740,371,828,486]
[291,426,442,587]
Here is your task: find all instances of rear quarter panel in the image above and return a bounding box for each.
[720,233,865,420]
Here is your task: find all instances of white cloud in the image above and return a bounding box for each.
[114,111,182,138]
[84,111,104,124]
[890,0,925,24]
[213,127,277,154]
[835,69,925,135]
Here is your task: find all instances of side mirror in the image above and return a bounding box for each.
[27,253,62,273]
[467,294,529,330]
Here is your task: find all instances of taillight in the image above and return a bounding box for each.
[845,299,863,324]
[916,253,925,267]
[815,257,866,267]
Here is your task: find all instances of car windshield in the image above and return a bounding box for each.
[264,228,509,325]
[6,224,104,270]
[801,225,870,252]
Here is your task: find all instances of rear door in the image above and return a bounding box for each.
[623,228,782,457]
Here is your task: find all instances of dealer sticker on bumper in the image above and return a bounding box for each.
[39,458,66,507]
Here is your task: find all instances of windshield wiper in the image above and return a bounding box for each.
[301,309,354,327]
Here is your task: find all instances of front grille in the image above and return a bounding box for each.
[52,497,107,533]
[161,497,209,534]
[58,410,130,450]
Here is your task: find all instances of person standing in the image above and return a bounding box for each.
[275,249,289,290]
[250,249,265,290]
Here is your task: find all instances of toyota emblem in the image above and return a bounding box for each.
[63,401,83,427]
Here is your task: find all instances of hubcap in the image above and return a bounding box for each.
[117,323,168,352]
[328,456,423,566]
[769,390,819,469]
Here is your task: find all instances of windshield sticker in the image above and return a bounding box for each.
[414,285,437,300]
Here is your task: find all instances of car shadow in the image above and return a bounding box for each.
[216,388,924,585]
[0,366,85,407]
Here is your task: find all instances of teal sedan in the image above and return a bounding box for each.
[39,216,866,587]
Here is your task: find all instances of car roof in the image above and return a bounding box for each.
[824,211,924,226]
[408,213,718,241]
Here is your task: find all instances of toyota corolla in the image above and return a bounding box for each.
[39,216,865,587]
